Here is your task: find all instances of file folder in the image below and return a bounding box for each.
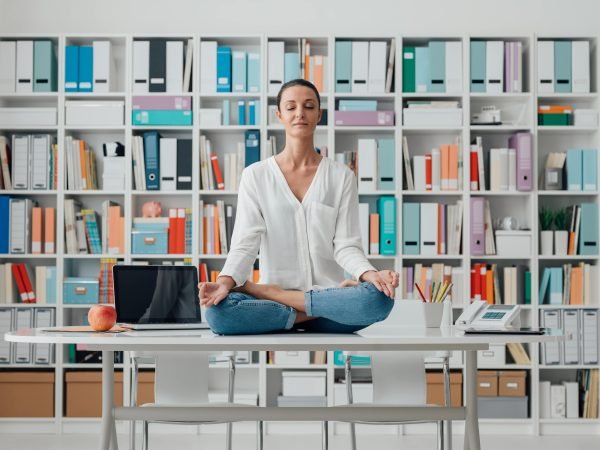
[377,138,395,190]
[509,132,533,191]
[284,52,300,83]
[16,40,33,93]
[34,308,54,364]
[335,41,352,93]
[445,41,462,93]
[93,41,113,93]
[10,198,32,254]
[13,309,33,364]
[0,308,12,363]
[238,100,246,125]
[582,309,599,364]
[248,100,257,126]
[420,202,438,255]
[0,41,16,92]
[133,40,150,93]
[402,47,416,93]
[582,149,597,191]
[572,40,590,93]
[268,41,284,95]
[0,196,10,254]
[402,203,420,255]
[428,41,445,93]
[77,46,93,92]
[537,40,554,93]
[368,41,387,93]
[357,139,377,193]
[554,41,572,93]
[562,310,580,364]
[200,41,217,93]
[378,197,396,255]
[541,309,561,364]
[11,134,30,189]
[159,138,177,191]
[166,40,184,93]
[470,41,486,92]
[31,134,50,190]
[564,382,579,419]
[247,52,260,93]
[351,41,369,93]
[415,46,429,93]
[244,130,260,167]
[470,197,485,256]
[578,203,598,255]
[566,149,583,191]
[176,139,192,190]
[33,40,56,92]
[149,39,167,92]
[142,131,160,190]
[485,41,503,94]
[549,267,563,305]
[232,51,247,92]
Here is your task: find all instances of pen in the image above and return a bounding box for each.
[436,282,447,303]
[440,283,454,303]
[415,282,427,303]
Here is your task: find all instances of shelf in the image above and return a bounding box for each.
[269,92,329,98]
[402,126,463,134]
[131,92,193,97]
[200,92,261,98]
[131,190,193,196]
[267,125,328,131]
[402,92,462,98]
[0,254,56,259]
[201,125,259,132]
[470,190,532,196]
[537,93,598,100]
[199,190,239,195]
[66,190,126,196]
[63,254,124,259]
[64,92,127,98]
[62,304,96,309]
[539,418,600,424]
[478,364,532,370]
[334,126,395,132]
[538,255,598,260]
[538,190,599,196]
[64,126,126,132]
[470,125,532,133]
[0,125,58,131]
[62,363,125,369]
[539,364,600,369]
[470,255,532,260]
[267,364,328,370]
[366,255,396,260]
[358,190,396,196]
[0,303,56,308]
[538,126,598,134]
[539,305,600,309]
[132,126,193,131]
[470,93,532,99]
[131,254,192,259]
[402,255,463,260]
[402,190,463,196]
[335,92,393,98]
[0,190,58,195]
[0,92,58,99]
[199,254,227,259]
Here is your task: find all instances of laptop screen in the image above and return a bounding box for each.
[113,266,201,324]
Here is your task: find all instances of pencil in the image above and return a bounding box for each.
[414,282,427,303]
[440,283,454,303]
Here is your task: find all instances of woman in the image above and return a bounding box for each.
[199,79,398,335]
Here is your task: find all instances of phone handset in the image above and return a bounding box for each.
[455,300,487,328]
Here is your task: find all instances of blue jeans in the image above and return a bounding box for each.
[205,282,394,335]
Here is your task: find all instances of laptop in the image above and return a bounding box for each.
[113,265,210,330]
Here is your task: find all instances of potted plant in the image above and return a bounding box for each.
[539,207,554,255]
[553,208,569,255]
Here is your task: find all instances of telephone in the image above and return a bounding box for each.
[455,300,521,330]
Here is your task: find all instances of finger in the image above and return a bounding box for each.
[199,284,206,298]
[386,282,395,299]
[392,272,400,288]
[372,280,383,292]
[213,295,225,306]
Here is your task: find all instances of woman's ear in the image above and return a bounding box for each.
[275,109,283,123]
[317,108,323,124]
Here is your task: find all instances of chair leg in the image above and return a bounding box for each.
[437,421,444,450]
[256,421,263,450]
[129,420,136,450]
[142,420,149,450]
[226,422,233,450]
[321,421,328,450]
[350,423,357,450]
[443,359,453,450]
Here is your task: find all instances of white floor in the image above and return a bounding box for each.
[2,434,600,450]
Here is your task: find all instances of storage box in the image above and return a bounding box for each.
[132,96,192,111]
[333,351,370,366]
[477,370,498,396]
[136,371,155,405]
[282,371,326,397]
[274,351,310,365]
[65,101,124,126]
[0,107,57,126]
[277,395,327,407]
[131,229,168,254]
[132,110,192,126]
[65,371,123,417]
[494,230,532,258]
[199,108,222,127]
[0,371,54,417]
[574,109,598,127]
[63,277,99,304]
[334,110,395,126]
[498,370,527,397]
[426,372,463,407]
[478,344,506,367]
[478,396,528,418]
[403,108,462,127]
[333,383,373,405]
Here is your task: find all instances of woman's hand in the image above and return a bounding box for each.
[360,270,400,299]
[198,282,230,307]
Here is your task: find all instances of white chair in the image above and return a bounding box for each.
[129,351,263,450]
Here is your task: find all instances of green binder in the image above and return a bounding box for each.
[402,47,416,92]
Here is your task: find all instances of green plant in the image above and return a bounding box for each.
[539,207,554,231]
[553,208,569,231]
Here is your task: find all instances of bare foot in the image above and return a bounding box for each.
[294,311,316,324]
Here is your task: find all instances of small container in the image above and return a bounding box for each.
[422,302,444,328]
[63,277,99,304]
[131,229,168,254]
[495,230,532,257]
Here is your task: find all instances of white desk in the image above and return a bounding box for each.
[6,327,565,450]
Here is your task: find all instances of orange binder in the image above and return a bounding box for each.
[486,268,494,305]
[31,207,43,254]
[314,55,324,92]
[304,41,311,80]
[537,105,573,114]
[176,208,186,254]
[448,144,459,190]
[199,263,208,283]
[570,265,583,305]
[369,213,379,255]
[44,207,55,254]
[210,153,224,190]
[107,206,122,254]
[79,140,87,189]
[440,145,450,191]
[425,154,432,190]
[214,205,221,254]
[18,263,35,303]
[168,208,178,254]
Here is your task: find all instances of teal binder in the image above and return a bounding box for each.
[217,47,232,92]
[428,41,445,93]
[470,41,486,93]
[415,47,430,93]
[549,267,563,305]
[335,41,352,93]
[33,40,57,92]
[402,46,416,93]
[377,138,395,190]
[402,203,420,255]
[132,110,193,126]
[566,148,583,191]
[579,203,599,255]
[232,51,247,93]
[284,52,299,83]
[582,149,597,191]
[378,197,396,255]
[247,53,260,93]
[554,41,572,93]
[538,268,550,304]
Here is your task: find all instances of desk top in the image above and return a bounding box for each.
[4,326,566,352]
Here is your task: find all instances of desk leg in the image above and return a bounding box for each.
[101,350,118,450]
[464,350,480,450]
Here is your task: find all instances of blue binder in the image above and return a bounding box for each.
[377,138,395,190]
[33,40,57,92]
[244,130,260,167]
[470,41,486,93]
[78,46,93,92]
[415,47,430,93]
[402,203,420,255]
[65,45,79,92]
[579,203,599,255]
[428,41,446,93]
[247,53,260,93]
[217,47,232,92]
[238,100,246,125]
[378,197,396,256]
[248,100,256,126]
[538,268,551,304]
[232,51,247,92]
[554,41,572,93]
[549,267,563,305]
[335,41,352,93]
[582,149,597,191]
[284,52,300,83]
[0,196,9,253]
[566,148,583,191]
[142,131,160,190]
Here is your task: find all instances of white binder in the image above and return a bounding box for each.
[357,139,377,193]
[562,310,580,365]
[539,380,551,418]
[9,198,32,254]
[367,41,386,93]
[445,41,462,93]
[0,41,16,93]
[11,134,30,189]
[420,203,438,256]
[133,40,150,93]
[537,40,555,94]
[507,148,516,191]
[563,381,579,419]
[571,40,590,94]
[582,309,598,364]
[359,203,370,256]
[16,40,33,93]
[268,41,284,96]
[431,147,440,191]
[485,41,503,94]
[0,308,12,364]
[31,134,51,190]
[541,309,561,365]
[93,40,113,93]
[351,41,369,93]
[159,138,177,191]
[200,41,217,93]
[413,155,427,191]
[550,384,566,418]
[34,308,54,364]
[166,40,184,93]
[13,308,33,364]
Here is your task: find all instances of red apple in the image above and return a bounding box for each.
[88,305,117,331]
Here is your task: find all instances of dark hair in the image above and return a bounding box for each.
[276,78,321,111]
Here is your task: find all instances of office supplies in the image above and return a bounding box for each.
[538,40,554,93]
[470,41,486,92]
[428,41,445,92]
[166,40,184,93]
[78,46,93,92]
[248,100,257,126]
[247,52,260,93]
[579,203,598,255]
[133,40,150,92]
[554,40,572,93]
[176,139,193,190]
[149,39,167,92]
[415,46,429,92]
[562,310,580,364]
[414,282,427,302]
[582,309,599,364]
[582,149,597,191]
[65,101,124,126]
[378,196,396,256]
[486,41,503,94]
[357,139,377,192]
[159,138,177,191]
[377,138,395,190]
[238,99,246,125]
[456,301,521,330]
[334,110,394,126]
[445,40,462,93]
[284,52,299,83]
[244,130,260,167]
[142,131,160,190]
[216,46,232,93]
[31,134,51,189]
[232,50,247,92]
[572,40,590,93]
[470,197,485,256]
[509,132,533,191]
[420,203,438,255]
[368,41,386,93]
[34,308,54,364]
[16,40,33,92]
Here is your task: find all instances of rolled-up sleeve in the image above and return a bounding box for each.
[219,169,265,287]
[332,170,377,281]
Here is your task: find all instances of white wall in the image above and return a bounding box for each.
[0,0,598,36]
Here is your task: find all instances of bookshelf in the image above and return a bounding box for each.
[0,32,598,436]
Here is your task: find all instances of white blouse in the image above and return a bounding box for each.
[219,155,377,291]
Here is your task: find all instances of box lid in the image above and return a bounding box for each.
[426,372,463,383]
[498,370,527,378]
[64,277,99,284]
[0,372,55,383]
[65,101,124,107]
[282,371,326,378]
[65,371,123,383]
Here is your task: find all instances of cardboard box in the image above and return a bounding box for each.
[65,371,123,417]
[498,370,527,397]
[136,371,155,406]
[426,372,463,407]
[477,370,498,397]
[0,371,54,417]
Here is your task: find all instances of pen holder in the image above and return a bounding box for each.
[422,302,445,328]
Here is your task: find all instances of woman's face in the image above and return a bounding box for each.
[276,85,322,138]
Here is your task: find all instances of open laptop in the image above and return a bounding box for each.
[113,265,210,330]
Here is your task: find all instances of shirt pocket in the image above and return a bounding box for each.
[308,202,337,259]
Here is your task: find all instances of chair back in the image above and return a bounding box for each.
[153,351,209,405]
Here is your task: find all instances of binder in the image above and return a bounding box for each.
[133,40,150,93]
[142,131,160,190]
[217,47,231,92]
[357,139,377,193]
[200,40,217,93]
[470,41,486,93]
[0,308,12,363]
[549,267,563,305]
[431,147,440,191]
[578,203,598,255]
[566,148,583,191]
[581,149,597,191]
[359,203,369,255]
[166,40,184,93]
[13,309,33,364]
[428,41,445,93]
[562,310,580,364]
[268,41,284,95]
[413,155,426,191]
[485,41,503,94]
[368,41,387,93]
[78,46,93,92]
[149,38,167,92]
[563,382,579,419]
[582,309,599,364]
[0,196,10,254]
[238,100,246,125]
[284,52,299,83]
[378,197,396,255]
[247,52,260,93]
[15,40,33,93]
[554,41,572,93]
[550,385,566,418]
[415,46,429,93]
[572,40,590,93]
[31,207,42,254]
[509,132,533,191]
[351,41,369,93]
[420,203,438,255]
[34,308,54,364]
[470,197,485,256]
[11,134,30,189]
[539,381,551,418]
[175,139,192,191]
[541,309,561,364]
[402,46,416,93]
[445,41,462,93]
[244,130,260,167]
[537,40,554,93]
[44,207,55,254]
[222,99,230,125]
[402,203,420,255]
[335,40,352,93]
[248,100,257,126]
[31,134,50,190]
[0,41,16,92]
[232,51,247,92]
[159,138,177,191]
[93,41,113,93]
[33,40,56,92]
[369,213,379,254]
[377,138,395,190]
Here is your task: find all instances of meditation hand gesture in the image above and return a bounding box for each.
[359,270,399,299]
[198,282,230,307]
